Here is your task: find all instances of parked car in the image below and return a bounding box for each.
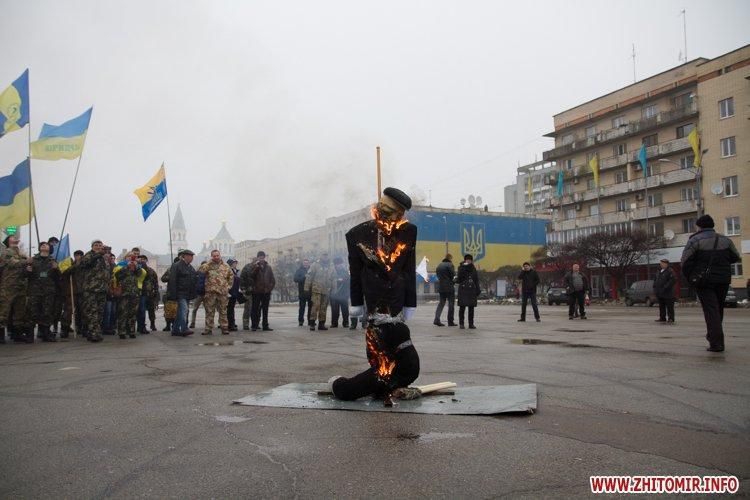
[624,280,655,307]
[725,287,738,308]
[547,287,568,305]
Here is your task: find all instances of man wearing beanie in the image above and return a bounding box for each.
[681,214,740,352]
[330,187,420,401]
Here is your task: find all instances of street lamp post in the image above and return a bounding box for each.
[426,214,450,257]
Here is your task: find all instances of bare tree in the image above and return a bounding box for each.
[576,230,661,296]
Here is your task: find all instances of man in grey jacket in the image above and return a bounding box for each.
[433,254,456,326]
[681,215,740,352]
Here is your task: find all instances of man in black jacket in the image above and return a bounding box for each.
[681,215,740,352]
[293,259,312,327]
[167,249,197,337]
[517,262,540,322]
[331,187,419,401]
[653,258,676,324]
[433,254,456,326]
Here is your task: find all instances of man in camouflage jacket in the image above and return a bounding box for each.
[80,240,111,342]
[198,250,233,335]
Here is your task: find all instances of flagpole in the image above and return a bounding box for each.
[55,110,93,254]
[166,189,174,262]
[69,277,76,339]
[376,146,382,200]
[644,162,650,279]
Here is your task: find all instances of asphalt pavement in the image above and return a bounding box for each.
[0,303,748,499]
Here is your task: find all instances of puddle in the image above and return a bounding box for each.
[58,366,81,371]
[396,432,474,443]
[214,415,250,423]
[512,339,599,348]
[554,329,595,333]
[196,341,269,346]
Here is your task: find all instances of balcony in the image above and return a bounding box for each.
[550,210,632,231]
[551,167,697,207]
[543,102,698,161]
[633,200,698,219]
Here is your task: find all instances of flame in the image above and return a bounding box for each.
[366,328,396,380]
[371,206,408,236]
[375,242,407,272]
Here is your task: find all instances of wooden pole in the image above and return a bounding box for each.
[376,146,382,199]
[69,276,76,339]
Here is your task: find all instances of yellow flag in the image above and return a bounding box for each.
[687,127,701,168]
[589,154,600,188]
[527,175,533,201]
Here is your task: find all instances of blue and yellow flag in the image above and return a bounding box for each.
[30,107,92,160]
[55,234,73,273]
[0,159,34,228]
[687,127,701,168]
[0,70,30,139]
[134,164,168,221]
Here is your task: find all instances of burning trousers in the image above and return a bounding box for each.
[332,321,419,401]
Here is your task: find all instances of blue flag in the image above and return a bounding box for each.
[638,144,648,177]
[556,170,564,197]
[54,234,70,261]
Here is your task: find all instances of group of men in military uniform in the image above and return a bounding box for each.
[0,236,160,344]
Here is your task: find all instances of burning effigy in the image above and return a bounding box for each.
[329,187,420,402]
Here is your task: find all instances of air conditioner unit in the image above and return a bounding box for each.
[635,193,645,201]
[575,203,582,211]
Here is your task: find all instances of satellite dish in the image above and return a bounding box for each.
[476,196,483,205]
[664,229,675,241]
[710,183,723,195]
[468,194,476,206]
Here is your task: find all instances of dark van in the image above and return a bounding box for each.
[625,280,656,307]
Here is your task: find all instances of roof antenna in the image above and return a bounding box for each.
[681,9,687,62]
[631,43,636,83]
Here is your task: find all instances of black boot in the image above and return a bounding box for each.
[43,326,57,342]
[0,327,5,344]
[317,323,328,331]
[150,321,156,331]
[309,321,316,331]
[349,318,357,330]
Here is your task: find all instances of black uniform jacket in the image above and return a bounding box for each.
[346,220,417,315]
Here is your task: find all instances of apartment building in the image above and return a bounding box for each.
[503,160,556,214]
[543,44,749,295]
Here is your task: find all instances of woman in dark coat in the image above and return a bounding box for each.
[456,254,480,329]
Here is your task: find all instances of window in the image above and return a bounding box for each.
[682,218,696,233]
[680,155,695,169]
[719,97,734,119]
[642,104,658,119]
[725,216,740,236]
[723,176,738,197]
[612,115,627,128]
[649,221,664,237]
[564,159,573,170]
[644,163,658,177]
[565,208,576,219]
[676,123,694,139]
[730,262,743,277]
[648,193,663,207]
[616,199,628,212]
[671,92,693,109]
[589,205,599,216]
[613,143,627,156]
[680,187,697,201]
[585,125,597,138]
[720,136,736,157]
[564,182,574,195]
[615,171,627,184]
[561,134,574,145]
[587,178,596,190]
[642,134,658,147]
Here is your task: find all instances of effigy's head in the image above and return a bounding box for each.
[372,187,412,226]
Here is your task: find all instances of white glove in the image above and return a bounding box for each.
[349,305,364,317]
[403,307,416,320]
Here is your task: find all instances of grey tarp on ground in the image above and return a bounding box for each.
[233,383,537,415]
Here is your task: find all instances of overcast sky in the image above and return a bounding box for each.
[1,0,748,254]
